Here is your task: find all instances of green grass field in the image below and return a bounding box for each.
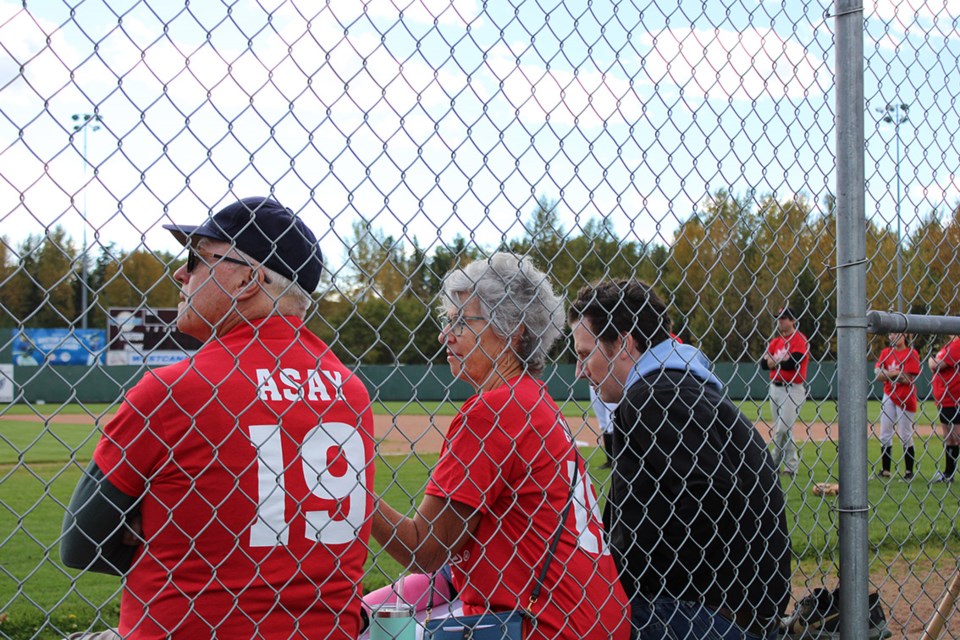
[1,401,958,638]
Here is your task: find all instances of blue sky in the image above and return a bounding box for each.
[0,0,957,274]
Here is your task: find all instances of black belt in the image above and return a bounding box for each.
[771,381,800,387]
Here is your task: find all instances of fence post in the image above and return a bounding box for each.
[835,0,870,637]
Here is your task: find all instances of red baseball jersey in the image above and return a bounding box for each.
[94,317,375,639]
[767,330,810,384]
[876,346,920,412]
[932,337,960,408]
[426,375,631,640]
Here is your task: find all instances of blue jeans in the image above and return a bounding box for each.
[631,598,778,640]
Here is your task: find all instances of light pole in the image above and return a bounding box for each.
[878,102,909,313]
[70,113,102,329]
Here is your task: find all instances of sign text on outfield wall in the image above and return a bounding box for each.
[106,308,201,365]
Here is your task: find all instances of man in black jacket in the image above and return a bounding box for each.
[569,279,791,640]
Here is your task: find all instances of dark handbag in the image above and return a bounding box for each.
[422,456,580,640]
[423,610,525,640]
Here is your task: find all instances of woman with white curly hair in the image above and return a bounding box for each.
[369,252,630,640]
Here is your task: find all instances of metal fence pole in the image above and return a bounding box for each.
[835,1,870,637]
[867,311,960,336]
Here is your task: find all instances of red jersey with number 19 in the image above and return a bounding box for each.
[426,375,630,640]
[94,316,375,639]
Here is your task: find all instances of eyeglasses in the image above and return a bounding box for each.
[438,314,487,336]
[186,248,272,283]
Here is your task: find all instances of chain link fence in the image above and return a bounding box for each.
[1,0,959,638]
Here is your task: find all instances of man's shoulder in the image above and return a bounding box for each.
[135,359,194,391]
[625,369,718,403]
[622,370,753,437]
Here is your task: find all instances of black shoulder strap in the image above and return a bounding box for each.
[528,447,580,608]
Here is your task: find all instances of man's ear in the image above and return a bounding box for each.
[234,269,265,302]
[619,332,642,360]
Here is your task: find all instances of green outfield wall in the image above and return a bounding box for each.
[1,360,932,404]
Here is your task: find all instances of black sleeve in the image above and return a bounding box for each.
[760,358,771,370]
[60,460,141,576]
[778,351,806,371]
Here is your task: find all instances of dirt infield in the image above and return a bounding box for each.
[5,410,944,455]
[374,414,945,455]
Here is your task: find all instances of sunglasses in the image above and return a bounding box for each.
[186,249,272,283]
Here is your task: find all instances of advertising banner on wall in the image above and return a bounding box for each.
[0,364,13,402]
[106,308,202,365]
[13,329,106,366]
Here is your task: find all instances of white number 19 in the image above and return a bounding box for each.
[248,421,367,547]
[568,460,607,555]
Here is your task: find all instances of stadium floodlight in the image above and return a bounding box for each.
[70,112,103,330]
[876,102,909,314]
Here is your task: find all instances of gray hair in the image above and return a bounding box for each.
[237,248,313,317]
[440,252,565,376]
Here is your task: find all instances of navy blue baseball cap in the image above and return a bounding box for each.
[163,197,323,292]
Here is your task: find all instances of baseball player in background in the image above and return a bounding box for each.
[761,306,810,477]
[61,197,376,639]
[929,334,960,484]
[874,332,920,480]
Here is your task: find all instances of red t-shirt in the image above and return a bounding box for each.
[876,346,920,412]
[932,337,960,408]
[426,376,630,640]
[767,331,810,384]
[94,317,375,639]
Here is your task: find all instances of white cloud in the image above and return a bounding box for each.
[919,172,960,209]
[867,0,958,24]
[866,0,959,39]
[866,0,899,21]
[329,0,483,28]
[483,42,646,128]
[638,27,828,102]
[271,0,484,30]
[0,4,86,107]
[872,33,903,51]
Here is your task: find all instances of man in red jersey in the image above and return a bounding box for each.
[929,335,960,483]
[874,333,920,480]
[761,306,810,477]
[61,197,375,639]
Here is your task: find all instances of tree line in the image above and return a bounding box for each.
[2,191,959,364]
